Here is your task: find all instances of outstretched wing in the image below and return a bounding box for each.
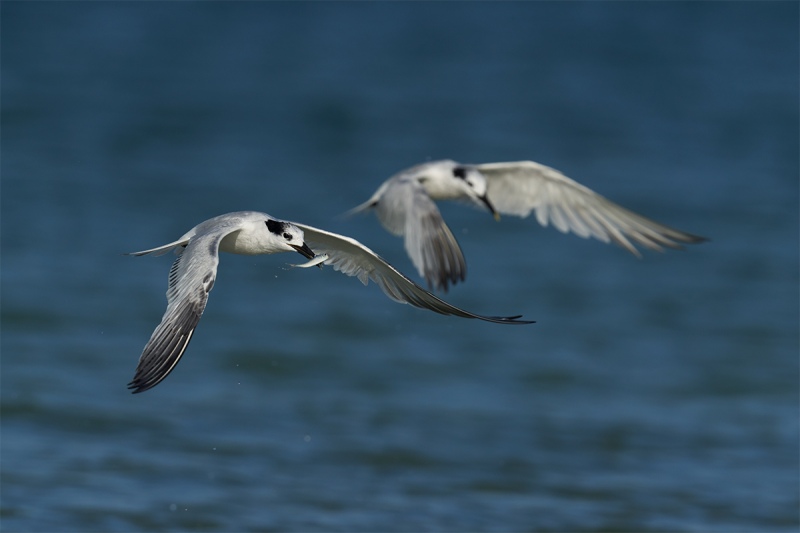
[127,230,234,393]
[478,161,706,257]
[371,177,466,292]
[294,222,532,325]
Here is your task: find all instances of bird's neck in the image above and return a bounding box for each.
[219,230,273,255]
[420,177,467,201]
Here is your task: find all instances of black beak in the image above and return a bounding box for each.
[480,195,501,221]
[291,242,316,260]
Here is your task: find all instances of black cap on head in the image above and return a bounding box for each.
[265,219,288,235]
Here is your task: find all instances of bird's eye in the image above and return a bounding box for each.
[283,233,292,240]
[452,167,467,179]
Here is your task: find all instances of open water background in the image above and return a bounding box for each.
[2,3,798,532]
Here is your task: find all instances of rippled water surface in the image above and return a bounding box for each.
[2,3,798,532]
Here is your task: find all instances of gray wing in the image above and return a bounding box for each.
[128,230,233,393]
[478,161,706,257]
[294,223,532,325]
[371,177,466,292]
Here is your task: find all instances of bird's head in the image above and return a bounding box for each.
[265,219,315,259]
[450,165,500,221]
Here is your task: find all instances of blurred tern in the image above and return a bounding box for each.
[126,211,532,393]
[347,160,707,291]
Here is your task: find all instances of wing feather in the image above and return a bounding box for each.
[372,177,466,292]
[128,231,230,393]
[294,223,532,324]
[479,161,706,255]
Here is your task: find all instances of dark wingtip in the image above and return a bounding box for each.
[127,372,165,394]
[428,264,467,294]
[484,315,536,325]
[127,380,149,394]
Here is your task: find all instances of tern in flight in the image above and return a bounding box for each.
[347,159,706,291]
[127,211,533,393]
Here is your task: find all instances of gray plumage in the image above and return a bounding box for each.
[347,160,707,291]
[127,211,533,393]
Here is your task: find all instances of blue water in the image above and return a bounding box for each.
[2,3,798,531]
